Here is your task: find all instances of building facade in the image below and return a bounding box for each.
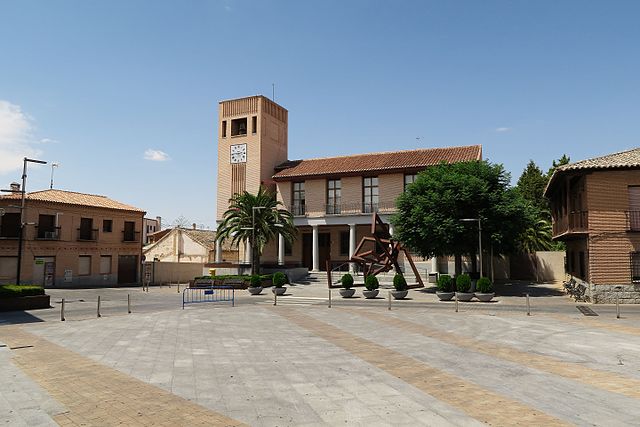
[143,226,237,264]
[143,216,161,245]
[0,189,145,287]
[214,95,482,271]
[546,148,640,303]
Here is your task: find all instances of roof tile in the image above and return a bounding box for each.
[0,189,144,212]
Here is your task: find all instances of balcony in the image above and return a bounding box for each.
[552,211,588,238]
[122,230,140,242]
[35,226,61,240]
[292,203,306,216]
[77,228,98,241]
[627,211,640,231]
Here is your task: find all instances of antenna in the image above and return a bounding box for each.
[50,162,60,189]
[272,83,275,101]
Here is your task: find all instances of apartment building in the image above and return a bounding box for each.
[0,189,145,287]
[545,147,640,303]
[214,95,482,271]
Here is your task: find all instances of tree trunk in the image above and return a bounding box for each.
[454,254,462,276]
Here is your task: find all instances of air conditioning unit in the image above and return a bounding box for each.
[44,231,56,239]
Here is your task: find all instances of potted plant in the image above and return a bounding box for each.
[247,274,263,295]
[455,273,474,301]
[271,271,288,295]
[475,277,495,302]
[339,273,356,298]
[436,274,455,301]
[391,273,409,299]
[362,275,379,299]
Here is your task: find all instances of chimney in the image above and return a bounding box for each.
[156,216,162,230]
[10,182,20,192]
[192,223,197,230]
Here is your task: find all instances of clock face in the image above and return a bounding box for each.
[230,144,247,164]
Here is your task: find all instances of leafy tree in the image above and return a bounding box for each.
[392,161,529,275]
[519,218,554,253]
[216,187,297,275]
[547,154,570,178]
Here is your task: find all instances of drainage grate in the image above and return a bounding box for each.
[576,306,599,316]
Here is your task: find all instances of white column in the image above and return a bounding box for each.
[245,239,252,264]
[431,256,438,274]
[215,238,222,263]
[278,234,285,266]
[349,224,356,272]
[312,225,319,272]
[388,223,394,236]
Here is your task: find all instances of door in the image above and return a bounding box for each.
[117,255,138,284]
[318,233,331,271]
[33,257,55,287]
[302,234,312,270]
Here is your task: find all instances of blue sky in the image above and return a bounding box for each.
[1,0,639,228]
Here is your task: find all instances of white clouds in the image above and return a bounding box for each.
[0,100,42,174]
[144,149,170,162]
[495,127,511,133]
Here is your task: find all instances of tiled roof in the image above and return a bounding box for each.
[272,145,482,180]
[556,147,640,172]
[0,189,144,212]
[183,229,218,250]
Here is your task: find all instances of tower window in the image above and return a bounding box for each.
[221,121,227,138]
[231,118,247,136]
[252,116,257,134]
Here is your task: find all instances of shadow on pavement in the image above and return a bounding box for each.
[0,311,46,325]
[496,281,565,297]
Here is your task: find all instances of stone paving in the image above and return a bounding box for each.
[1,282,640,426]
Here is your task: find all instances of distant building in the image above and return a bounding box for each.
[0,189,145,287]
[143,225,236,264]
[143,216,161,245]
[546,147,640,303]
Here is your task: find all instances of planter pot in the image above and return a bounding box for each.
[391,290,408,300]
[247,286,263,295]
[455,292,474,302]
[475,292,495,302]
[339,288,356,298]
[436,291,455,301]
[362,289,379,299]
[272,287,286,296]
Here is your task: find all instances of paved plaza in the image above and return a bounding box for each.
[2,282,640,426]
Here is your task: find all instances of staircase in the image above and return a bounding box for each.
[303,267,424,289]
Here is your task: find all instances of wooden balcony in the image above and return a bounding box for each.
[552,211,588,238]
[626,211,640,231]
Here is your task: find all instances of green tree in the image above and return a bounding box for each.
[519,217,554,253]
[516,160,549,213]
[547,154,570,178]
[392,161,529,275]
[216,187,297,275]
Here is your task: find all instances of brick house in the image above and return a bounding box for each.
[214,95,482,271]
[0,189,145,287]
[545,148,640,303]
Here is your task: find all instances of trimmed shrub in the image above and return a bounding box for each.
[476,277,493,293]
[456,274,471,292]
[393,274,407,291]
[273,272,288,288]
[341,273,354,289]
[0,284,45,299]
[436,274,453,292]
[249,275,262,288]
[365,275,379,291]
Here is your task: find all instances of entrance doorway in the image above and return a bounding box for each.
[302,232,331,271]
[117,255,138,284]
[33,257,55,287]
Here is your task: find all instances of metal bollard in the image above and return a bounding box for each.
[61,298,65,321]
[177,283,180,293]
[274,289,277,306]
[128,294,131,314]
[526,293,531,316]
[616,293,620,319]
[388,291,391,311]
[97,296,101,318]
[232,289,235,307]
[328,288,332,308]
[455,293,459,313]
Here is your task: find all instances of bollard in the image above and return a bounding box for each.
[177,283,180,293]
[455,293,458,313]
[388,291,391,311]
[274,289,277,306]
[328,288,332,308]
[616,293,620,319]
[61,298,65,321]
[97,296,101,318]
[128,294,131,314]
[232,289,235,307]
[526,293,531,316]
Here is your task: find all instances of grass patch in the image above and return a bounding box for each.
[0,284,45,299]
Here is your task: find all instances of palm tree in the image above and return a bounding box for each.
[216,187,297,275]
[520,218,554,253]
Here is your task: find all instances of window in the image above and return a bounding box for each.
[284,240,292,256]
[633,252,640,282]
[100,256,112,274]
[103,219,112,233]
[404,174,417,191]
[221,120,227,138]
[123,221,136,242]
[0,213,20,238]
[292,182,305,215]
[231,118,247,136]
[363,177,379,213]
[79,218,95,241]
[37,214,57,239]
[79,256,91,276]
[326,179,342,214]
[252,116,257,134]
[340,231,350,256]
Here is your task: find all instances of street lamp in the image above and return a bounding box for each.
[460,218,482,278]
[1,157,48,285]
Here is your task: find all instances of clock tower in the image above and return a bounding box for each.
[216,95,289,221]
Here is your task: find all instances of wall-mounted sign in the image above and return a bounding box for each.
[64,269,72,283]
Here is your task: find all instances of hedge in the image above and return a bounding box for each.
[0,284,45,299]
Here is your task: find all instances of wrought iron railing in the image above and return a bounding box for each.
[77,228,98,241]
[36,226,61,240]
[122,230,140,242]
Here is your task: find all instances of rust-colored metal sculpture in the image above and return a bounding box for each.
[327,213,424,289]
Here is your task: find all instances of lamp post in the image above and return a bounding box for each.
[460,218,482,278]
[1,157,48,285]
[50,162,59,189]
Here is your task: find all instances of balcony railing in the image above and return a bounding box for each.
[36,226,61,240]
[122,230,140,242]
[288,201,398,216]
[627,211,640,231]
[552,211,588,237]
[77,228,98,241]
[292,203,306,216]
